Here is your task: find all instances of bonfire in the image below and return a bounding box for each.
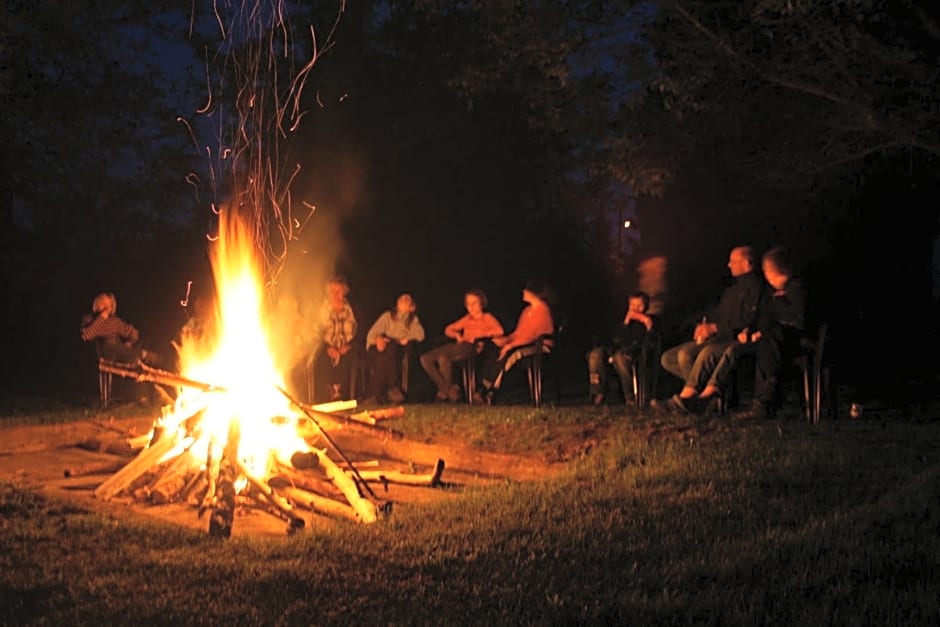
[91,212,443,536]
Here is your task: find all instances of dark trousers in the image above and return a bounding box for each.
[367,343,405,399]
[314,349,355,400]
[753,329,802,408]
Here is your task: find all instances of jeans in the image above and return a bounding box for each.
[587,347,634,399]
[660,339,735,391]
[420,341,476,395]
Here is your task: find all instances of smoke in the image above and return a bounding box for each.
[266,145,366,372]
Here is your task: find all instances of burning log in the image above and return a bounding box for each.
[180,469,208,505]
[230,456,305,532]
[97,360,227,393]
[93,435,179,500]
[146,450,199,505]
[208,420,240,538]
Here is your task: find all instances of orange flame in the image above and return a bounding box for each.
[168,211,309,476]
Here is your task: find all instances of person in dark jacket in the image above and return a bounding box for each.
[726,246,808,418]
[654,246,764,414]
[586,291,656,405]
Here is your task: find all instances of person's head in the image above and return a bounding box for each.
[92,292,117,319]
[395,293,417,316]
[727,246,754,277]
[627,291,650,313]
[762,246,795,290]
[325,275,350,308]
[522,279,556,309]
[464,289,488,316]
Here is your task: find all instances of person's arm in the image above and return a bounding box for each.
[365,312,387,349]
[121,321,140,346]
[484,313,505,338]
[443,315,466,341]
[408,316,425,343]
[776,278,806,330]
[624,310,653,331]
[503,307,552,351]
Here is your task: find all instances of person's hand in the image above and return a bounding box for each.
[375,336,389,351]
[750,330,762,342]
[498,344,512,360]
[326,346,341,361]
[693,323,709,344]
[399,338,409,346]
[492,336,509,347]
[736,328,749,343]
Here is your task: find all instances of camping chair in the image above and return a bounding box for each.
[794,322,830,424]
[629,330,662,409]
[524,332,562,409]
[98,358,113,409]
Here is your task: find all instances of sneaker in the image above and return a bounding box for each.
[470,391,485,405]
[446,385,462,403]
[592,393,605,406]
[387,386,406,404]
[435,389,450,402]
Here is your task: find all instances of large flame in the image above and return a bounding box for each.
[167,212,308,476]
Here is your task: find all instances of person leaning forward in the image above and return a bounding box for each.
[653,246,764,414]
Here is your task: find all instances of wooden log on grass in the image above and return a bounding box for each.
[278,486,362,522]
[63,459,129,478]
[147,450,199,504]
[349,459,445,488]
[269,465,339,498]
[309,400,358,413]
[93,435,179,500]
[313,448,378,524]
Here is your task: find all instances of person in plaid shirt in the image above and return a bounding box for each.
[312,276,358,401]
[80,292,146,364]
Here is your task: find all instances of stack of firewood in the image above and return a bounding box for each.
[82,393,444,537]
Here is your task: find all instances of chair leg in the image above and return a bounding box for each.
[464,362,476,405]
[631,364,640,409]
[528,362,542,408]
[98,369,112,409]
[802,365,812,422]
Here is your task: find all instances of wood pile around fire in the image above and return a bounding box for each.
[76,361,447,537]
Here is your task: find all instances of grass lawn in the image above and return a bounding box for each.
[1,401,938,625]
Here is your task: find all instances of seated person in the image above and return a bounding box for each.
[478,280,556,404]
[312,276,358,402]
[81,292,151,364]
[420,289,504,402]
[722,246,807,419]
[80,292,163,404]
[587,290,655,405]
[365,293,425,404]
[653,246,763,414]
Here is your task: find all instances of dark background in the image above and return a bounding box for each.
[2,2,937,409]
